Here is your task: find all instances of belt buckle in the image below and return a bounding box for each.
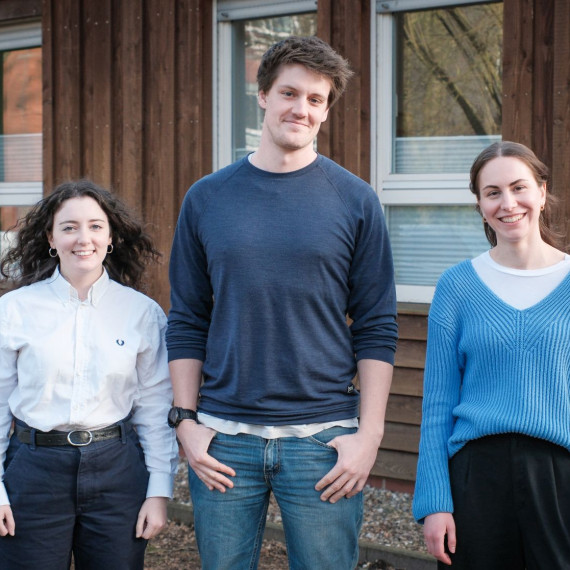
[66,430,93,447]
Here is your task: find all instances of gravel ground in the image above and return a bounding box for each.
[143,459,427,569]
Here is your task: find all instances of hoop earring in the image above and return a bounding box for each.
[48,248,58,258]
[540,204,545,212]
[107,244,114,254]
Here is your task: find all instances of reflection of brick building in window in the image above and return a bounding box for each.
[1,47,42,232]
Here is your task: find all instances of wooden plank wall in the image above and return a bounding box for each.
[42,0,214,308]
[502,0,570,240]
[373,311,427,488]
[317,0,371,182]
[552,0,570,239]
[0,0,41,20]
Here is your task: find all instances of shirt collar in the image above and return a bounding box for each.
[49,267,110,306]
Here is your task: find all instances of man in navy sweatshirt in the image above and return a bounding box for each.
[166,36,398,570]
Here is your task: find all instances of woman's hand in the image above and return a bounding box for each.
[135,497,168,539]
[424,512,456,565]
[0,504,15,537]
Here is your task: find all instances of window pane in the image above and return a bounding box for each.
[395,3,502,174]
[1,47,42,182]
[0,205,29,262]
[232,14,317,161]
[387,205,489,286]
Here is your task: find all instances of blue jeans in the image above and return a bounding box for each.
[188,426,363,570]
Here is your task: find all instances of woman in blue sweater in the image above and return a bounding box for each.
[413,141,570,568]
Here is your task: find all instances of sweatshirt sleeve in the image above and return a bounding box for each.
[347,188,398,364]
[166,185,213,362]
[412,274,463,522]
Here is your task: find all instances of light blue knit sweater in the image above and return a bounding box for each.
[413,259,570,522]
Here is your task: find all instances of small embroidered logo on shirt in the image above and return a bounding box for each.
[116,339,125,346]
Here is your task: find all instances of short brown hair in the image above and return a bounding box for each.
[470,141,564,249]
[257,36,353,108]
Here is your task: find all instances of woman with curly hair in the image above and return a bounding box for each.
[0,180,178,569]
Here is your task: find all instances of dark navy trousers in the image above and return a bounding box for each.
[444,434,570,570]
[0,421,149,570]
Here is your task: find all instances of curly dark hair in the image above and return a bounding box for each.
[257,36,353,108]
[1,179,160,291]
[470,141,565,250]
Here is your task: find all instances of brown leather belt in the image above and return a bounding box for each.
[15,423,122,447]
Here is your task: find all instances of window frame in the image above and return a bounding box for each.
[214,0,317,170]
[374,1,501,303]
[0,19,42,207]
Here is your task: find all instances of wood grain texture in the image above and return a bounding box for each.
[502,0,534,146]
[0,0,41,21]
[371,448,418,482]
[552,0,570,238]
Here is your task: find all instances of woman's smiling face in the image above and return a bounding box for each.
[47,196,112,288]
[477,156,546,247]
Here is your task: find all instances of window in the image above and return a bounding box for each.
[375,0,502,303]
[0,20,42,258]
[216,1,317,168]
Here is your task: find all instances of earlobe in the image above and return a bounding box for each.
[258,91,267,109]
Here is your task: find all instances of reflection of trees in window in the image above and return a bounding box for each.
[245,15,316,61]
[397,4,502,138]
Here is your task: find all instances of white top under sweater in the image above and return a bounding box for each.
[472,251,570,310]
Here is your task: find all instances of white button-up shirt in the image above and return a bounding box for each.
[0,269,178,505]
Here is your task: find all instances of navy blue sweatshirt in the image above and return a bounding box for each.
[166,155,398,424]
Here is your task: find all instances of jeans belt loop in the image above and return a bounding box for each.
[120,419,127,444]
[29,427,37,451]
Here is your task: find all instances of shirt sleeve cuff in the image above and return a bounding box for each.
[0,482,9,505]
[146,472,175,499]
[355,347,395,365]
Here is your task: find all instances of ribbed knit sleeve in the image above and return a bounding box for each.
[412,270,463,522]
[412,260,570,522]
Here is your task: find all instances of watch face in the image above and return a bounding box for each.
[167,407,179,428]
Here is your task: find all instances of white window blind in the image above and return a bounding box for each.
[387,205,489,286]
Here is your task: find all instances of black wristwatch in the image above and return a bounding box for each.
[168,406,198,428]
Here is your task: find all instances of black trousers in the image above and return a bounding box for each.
[443,434,570,570]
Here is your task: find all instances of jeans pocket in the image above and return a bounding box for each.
[3,435,27,479]
[307,426,357,449]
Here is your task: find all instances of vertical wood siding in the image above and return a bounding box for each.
[317,0,372,182]
[42,0,214,307]
[502,0,570,237]
[552,0,570,238]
